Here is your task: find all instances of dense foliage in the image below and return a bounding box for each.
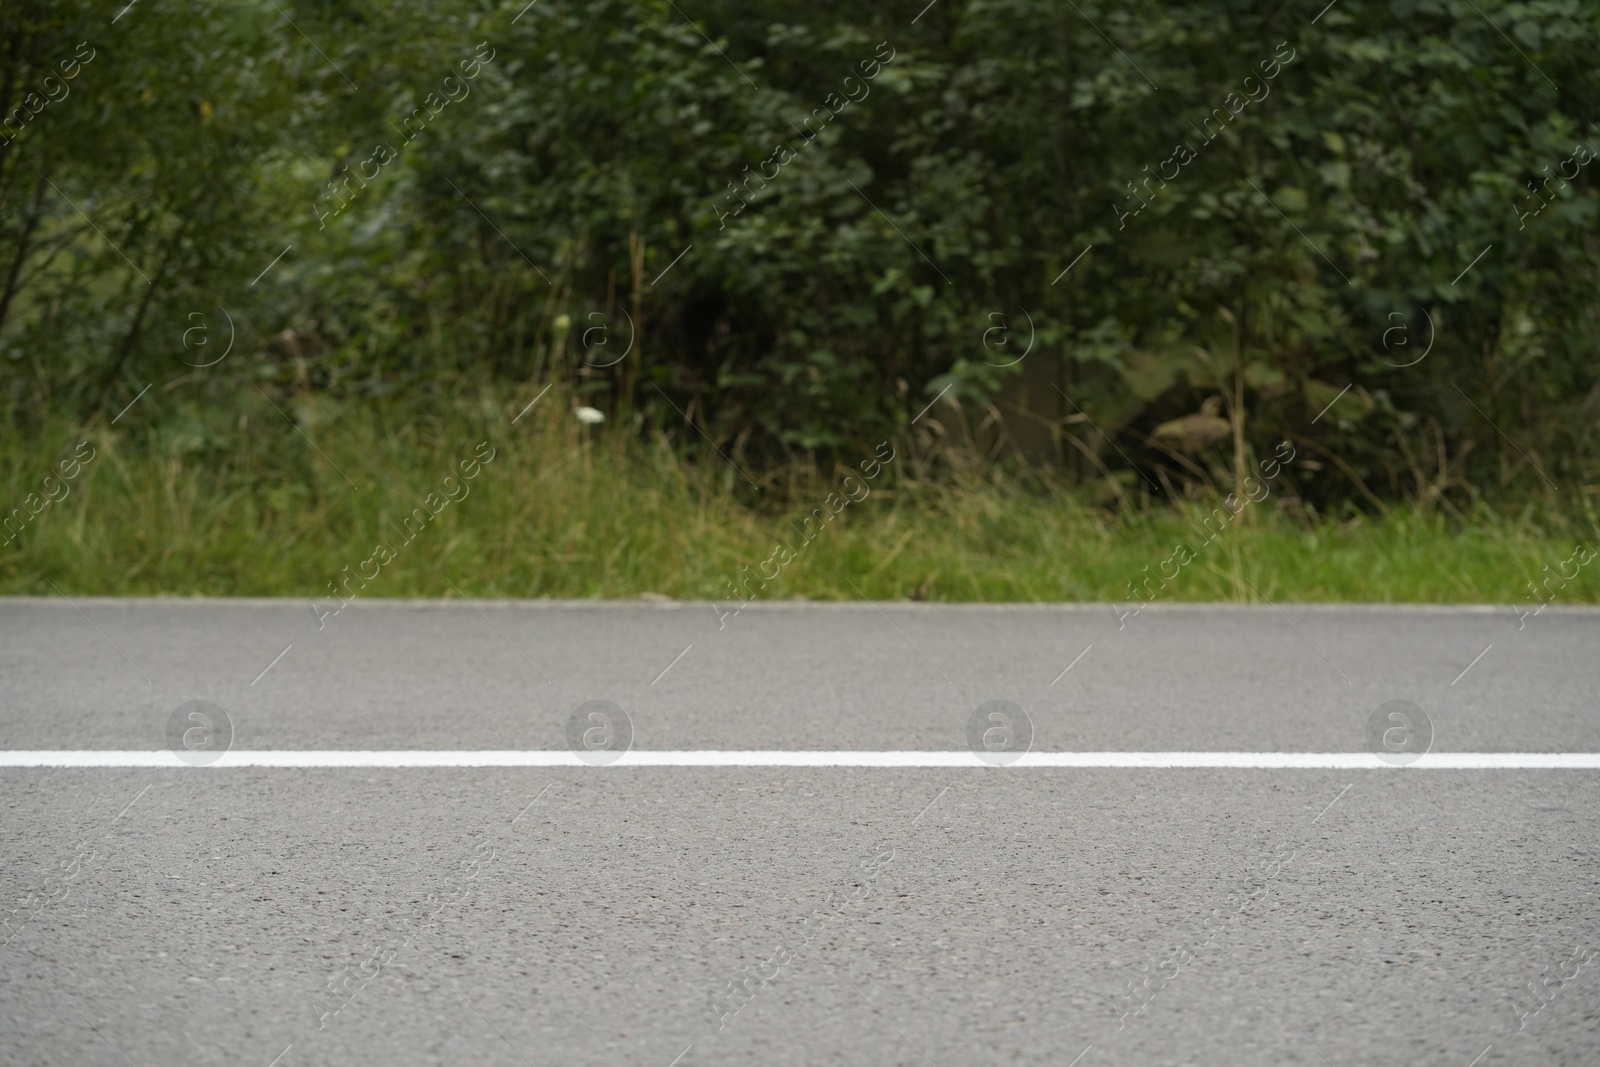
[2,0,1596,511]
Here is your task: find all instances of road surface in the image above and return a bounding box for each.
[2,598,1598,1066]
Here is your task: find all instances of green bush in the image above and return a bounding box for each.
[1,0,1596,516]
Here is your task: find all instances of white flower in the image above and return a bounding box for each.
[575,406,605,425]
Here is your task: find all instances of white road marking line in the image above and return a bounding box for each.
[5,751,1600,768]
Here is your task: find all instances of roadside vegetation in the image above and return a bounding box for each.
[2,2,1596,602]
[5,387,1594,603]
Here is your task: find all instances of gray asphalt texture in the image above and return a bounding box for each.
[3,598,1599,1066]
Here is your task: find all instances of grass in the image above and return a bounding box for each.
[2,386,1597,605]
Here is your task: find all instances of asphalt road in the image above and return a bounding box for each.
[3,598,1599,1066]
